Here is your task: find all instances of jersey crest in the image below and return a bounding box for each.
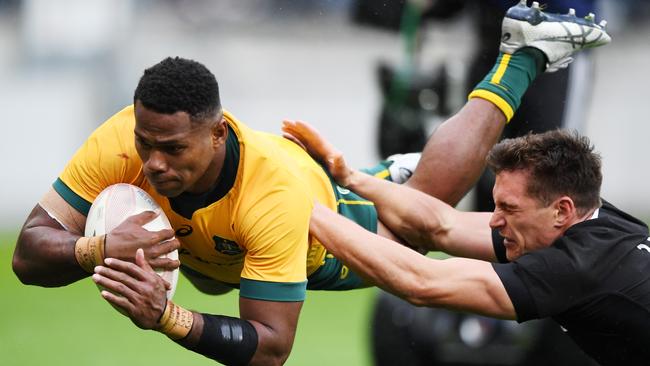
[213,235,243,255]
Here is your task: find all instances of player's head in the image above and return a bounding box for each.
[486,129,602,260]
[133,57,228,198]
[134,56,221,121]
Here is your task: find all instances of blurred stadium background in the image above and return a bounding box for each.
[1,1,649,365]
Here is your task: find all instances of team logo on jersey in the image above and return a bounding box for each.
[213,235,243,255]
[175,224,193,237]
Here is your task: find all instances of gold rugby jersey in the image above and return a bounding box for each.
[54,105,339,301]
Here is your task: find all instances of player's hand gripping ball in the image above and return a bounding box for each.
[84,184,179,300]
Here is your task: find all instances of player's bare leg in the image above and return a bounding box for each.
[405,98,504,205]
[282,103,501,207]
[285,1,610,208]
[408,1,610,205]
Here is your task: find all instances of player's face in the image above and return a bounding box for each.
[133,101,226,198]
[489,170,560,261]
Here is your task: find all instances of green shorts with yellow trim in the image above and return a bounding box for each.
[307,162,392,291]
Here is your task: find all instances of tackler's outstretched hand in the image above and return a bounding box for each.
[282,120,355,187]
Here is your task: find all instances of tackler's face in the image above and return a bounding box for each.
[133,101,225,198]
[488,170,559,261]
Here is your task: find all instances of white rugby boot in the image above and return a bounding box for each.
[386,152,421,184]
[500,0,611,72]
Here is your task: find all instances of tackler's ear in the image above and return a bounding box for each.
[554,196,576,227]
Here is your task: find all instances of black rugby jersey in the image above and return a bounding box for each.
[492,200,650,365]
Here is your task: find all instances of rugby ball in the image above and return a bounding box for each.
[84,183,179,299]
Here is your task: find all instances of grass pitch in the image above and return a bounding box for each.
[0,231,376,366]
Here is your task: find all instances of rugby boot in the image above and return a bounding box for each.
[500,0,611,72]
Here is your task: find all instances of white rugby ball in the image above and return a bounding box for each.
[85,183,179,299]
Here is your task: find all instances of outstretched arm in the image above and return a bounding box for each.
[343,169,495,260]
[310,204,515,319]
[283,120,496,261]
[284,96,505,208]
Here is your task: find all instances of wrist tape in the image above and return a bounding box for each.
[74,235,106,273]
[157,300,194,340]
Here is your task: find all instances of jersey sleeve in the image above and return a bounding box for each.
[55,106,143,216]
[492,241,586,322]
[235,179,311,302]
[492,262,538,321]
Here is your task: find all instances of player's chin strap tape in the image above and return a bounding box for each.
[190,313,259,366]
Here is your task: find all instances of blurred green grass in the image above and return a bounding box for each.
[0,231,377,366]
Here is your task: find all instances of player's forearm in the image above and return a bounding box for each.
[13,207,88,286]
[311,206,514,318]
[244,318,294,366]
[174,313,291,366]
[346,170,455,251]
[172,310,263,366]
[406,98,505,205]
[311,204,439,299]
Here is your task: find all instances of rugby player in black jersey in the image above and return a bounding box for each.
[282,5,647,363]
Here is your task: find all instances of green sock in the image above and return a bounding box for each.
[468,48,546,122]
[361,161,393,181]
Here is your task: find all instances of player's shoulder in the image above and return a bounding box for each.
[92,105,136,139]
[63,104,142,196]
[597,200,649,234]
[562,202,648,256]
[227,112,309,179]
[223,111,323,211]
[83,105,138,155]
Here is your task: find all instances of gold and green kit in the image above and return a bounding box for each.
[54,105,384,301]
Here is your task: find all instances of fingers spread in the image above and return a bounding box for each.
[148,228,176,251]
[129,210,159,226]
[283,133,307,151]
[157,236,180,254]
[282,119,298,132]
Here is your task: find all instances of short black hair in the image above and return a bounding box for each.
[487,129,602,215]
[133,57,221,121]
